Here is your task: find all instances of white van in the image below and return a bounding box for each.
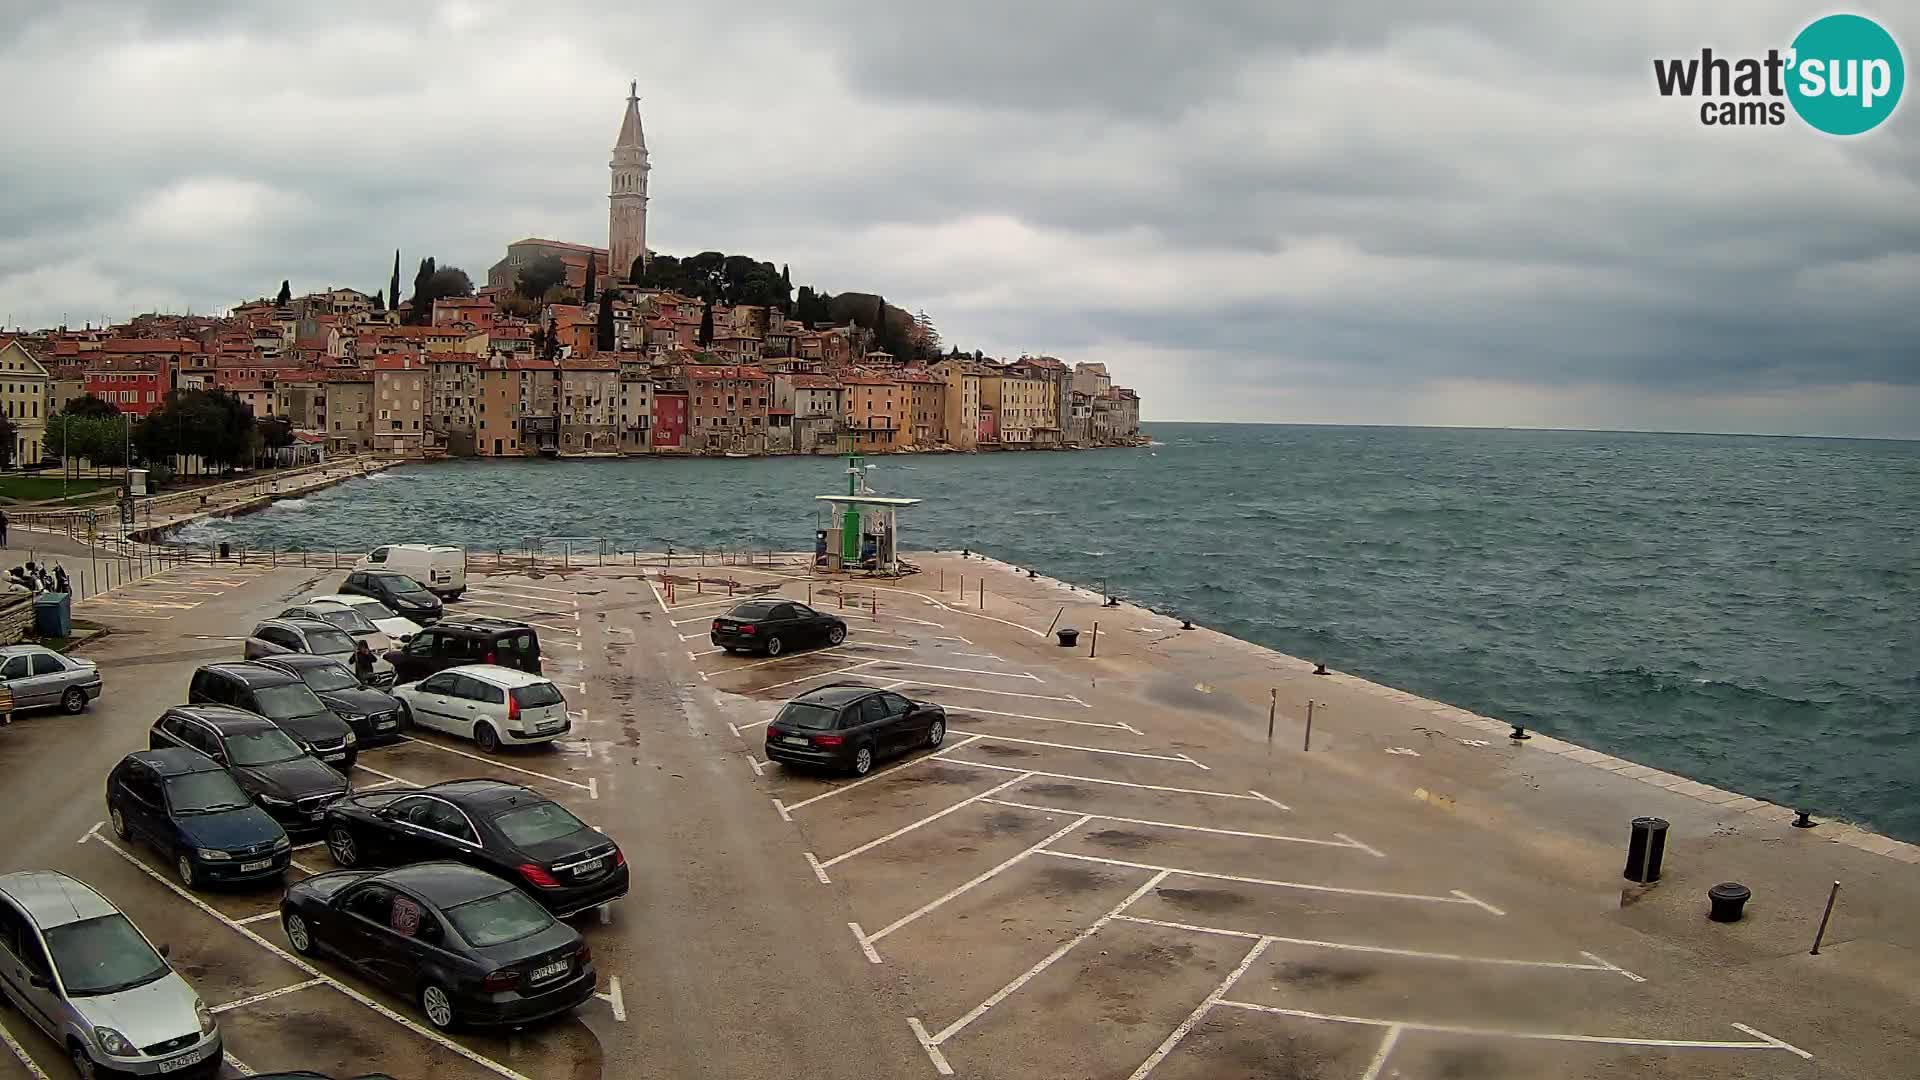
[353,543,467,599]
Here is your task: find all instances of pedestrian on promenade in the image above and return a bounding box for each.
[352,639,377,683]
[0,509,9,546]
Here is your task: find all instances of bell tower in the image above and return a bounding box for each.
[609,82,650,283]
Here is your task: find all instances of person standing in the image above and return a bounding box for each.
[0,509,10,547]
[352,639,378,683]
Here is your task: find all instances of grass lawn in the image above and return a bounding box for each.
[0,475,122,503]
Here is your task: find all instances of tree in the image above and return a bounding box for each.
[597,290,617,352]
[59,394,119,418]
[257,416,294,463]
[373,287,385,310]
[698,298,714,346]
[389,249,401,312]
[404,260,473,324]
[582,256,597,307]
[516,255,568,301]
[912,309,940,359]
[781,263,791,291]
[0,414,15,467]
[276,280,292,306]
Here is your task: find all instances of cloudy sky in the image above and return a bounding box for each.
[2,1,1915,437]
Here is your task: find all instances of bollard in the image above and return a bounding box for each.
[1303,698,1319,751]
[808,583,813,605]
[1045,607,1064,637]
[839,590,844,609]
[1809,881,1840,954]
[1624,817,1670,883]
[1792,810,1817,829]
[1089,621,1099,658]
[1707,882,1751,923]
[1182,618,1193,630]
[1056,628,1079,647]
[1509,723,1531,740]
[979,581,984,609]
[1312,662,1328,675]
[1267,689,1277,743]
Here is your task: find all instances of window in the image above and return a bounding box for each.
[859,696,890,726]
[344,884,396,925]
[28,653,62,676]
[0,655,29,681]
[423,802,477,843]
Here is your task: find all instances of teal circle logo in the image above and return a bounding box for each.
[1787,14,1904,135]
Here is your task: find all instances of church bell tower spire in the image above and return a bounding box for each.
[609,82,650,283]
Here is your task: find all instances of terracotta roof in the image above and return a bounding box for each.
[507,358,558,371]
[84,356,165,373]
[325,371,373,384]
[370,355,419,371]
[685,365,771,382]
[101,339,198,353]
[561,356,619,371]
[426,351,477,364]
[767,407,794,416]
[788,375,843,389]
[507,237,609,256]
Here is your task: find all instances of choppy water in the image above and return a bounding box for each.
[195,424,1920,841]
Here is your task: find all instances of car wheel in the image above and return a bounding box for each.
[927,718,946,748]
[285,912,314,955]
[68,1043,97,1080]
[327,825,359,867]
[850,745,874,777]
[475,722,500,753]
[109,806,129,840]
[176,854,198,891]
[61,687,87,714]
[765,635,785,657]
[827,625,847,646]
[420,982,457,1030]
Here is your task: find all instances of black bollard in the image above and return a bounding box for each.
[1181,619,1193,630]
[1056,628,1079,648]
[1707,882,1751,922]
[1624,817,1670,883]
[1792,810,1817,829]
[1312,662,1328,675]
[1509,724,1531,740]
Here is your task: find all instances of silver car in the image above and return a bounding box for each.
[244,617,394,688]
[0,871,221,1078]
[0,644,103,716]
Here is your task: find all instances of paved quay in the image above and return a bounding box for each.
[1,548,1912,1079]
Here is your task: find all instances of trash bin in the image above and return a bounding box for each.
[33,592,71,638]
[1056,628,1080,647]
[219,542,231,561]
[1624,816,1670,883]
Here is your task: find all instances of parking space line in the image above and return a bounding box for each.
[803,851,832,884]
[528,621,579,635]
[921,871,1172,1051]
[473,581,578,598]
[981,800,1353,850]
[870,660,1040,681]
[468,587,580,607]
[817,775,1033,871]
[703,644,860,673]
[860,815,1095,958]
[237,911,282,925]
[211,978,327,1014]
[594,976,627,1022]
[646,576,671,614]
[943,758,1284,804]
[543,639,584,650]
[950,730,1206,768]
[1359,1023,1403,1080]
[1450,890,1506,916]
[886,681,1086,705]
[225,1050,256,1076]
[0,1014,49,1080]
[353,762,422,788]
[1129,937,1273,1080]
[394,735,595,795]
[940,706,1135,732]
[1334,832,1386,859]
[1110,915,1636,977]
[1210,1003,1813,1059]
[746,756,767,776]
[1037,850,1496,911]
[86,833,539,1080]
[462,598,560,615]
[775,736,986,814]
[667,594,775,612]
[752,660,883,693]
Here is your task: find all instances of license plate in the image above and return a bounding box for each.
[308,810,325,821]
[572,857,602,874]
[159,1044,213,1072]
[531,960,568,981]
[323,752,345,762]
[377,720,398,730]
[782,735,810,746]
[240,858,273,872]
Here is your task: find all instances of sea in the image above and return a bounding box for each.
[186,424,1920,843]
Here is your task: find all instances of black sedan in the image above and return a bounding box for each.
[320,779,628,918]
[710,598,847,656]
[256,654,408,746]
[148,706,348,834]
[281,862,596,1030]
[339,570,443,624]
[765,683,947,776]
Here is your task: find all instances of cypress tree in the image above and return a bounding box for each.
[374,288,384,310]
[597,289,616,352]
[583,255,597,306]
[276,280,291,306]
[389,250,400,312]
[781,264,791,289]
[698,299,714,346]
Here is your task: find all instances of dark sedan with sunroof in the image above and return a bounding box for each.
[710,598,847,656]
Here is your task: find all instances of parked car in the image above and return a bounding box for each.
[339,570,443,625]
[244,617,396,689]
[278,600,396,652]
[255,655,408,747]
[321,780,627,917]
[280,862,596,1030]
[309,593,422,643]
[391,666,569,752]
[353,544,467,599]
[0,871,222,1079]
[188,663,358,772]
[765,683,947,776]
[710,599,847,657]
[383,618,542,684]
[106,748,292,890]
[147,706,349,833]
[0,644,102,715]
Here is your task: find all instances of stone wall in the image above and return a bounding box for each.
[0,593,35,645]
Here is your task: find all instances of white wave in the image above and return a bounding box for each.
[265,497,310,513]
[168,521,229,546]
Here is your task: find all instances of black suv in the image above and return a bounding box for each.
[256,654,408,746]
[188,663,358,772]
[106,748,291,890]
[340,570,443,624]
[384,618,542,685]
[148,705,349,833]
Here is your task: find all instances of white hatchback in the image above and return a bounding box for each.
[391,664,570,752]
[309,593,423,643]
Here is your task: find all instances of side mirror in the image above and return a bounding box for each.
[27,974,49,990]
[157,943,171,958]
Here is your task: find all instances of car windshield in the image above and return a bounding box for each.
[493,802,588,846]
[311,607,379,635]
[44,915,169,997]
[727,601,781,620]
[776,701,839,730]
[165,771,252,814]
[298,664,361,693]
[252,683,328,720]
[303,628,358,656]
[224,728,305,766]
[371,573,431,598]
[342,598,400,620]
[445,888,555,948]
[510,683,564,709]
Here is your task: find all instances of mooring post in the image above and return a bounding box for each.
[1046,607,1064,637]
[1810,881,1841,955]
[1089,622,1099,658]
[979,580,985,610]
[1267,689,1277,743]
[1303,699,1319,751]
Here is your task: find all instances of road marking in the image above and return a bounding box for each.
[906,1017,954,1077]
[80,821,104,843]
[393,735,594,794]
[862,815,1094,956]
[290,859,320,874]
[884,680,1087,705]
[751,660,884,693]
[1212,1003,1813,1059]
[543,638,584,650]
[849,922,883,964]
[1579,950,1647,982]
[1128,937,1273,1080]
[666,594,768,611]
[1247,789,1291,812]
[703,644,860,673]
[1334,832,1387,859]
[1111,916,1634,976]
[943,757,1283,803]
[864,660,1040,681]
[474,581,578,599]
[468,587,580,607]
[352,762,422,788]
[927,871,1172,1047]
[982,800,1350,849]
[746,756,767,776]
[645,576,671,614]
[949,729,1206,767]
[594,976,627,1022]
[947,651,1004,660]
[804,851,832,884]
[211,978,326,1013]
[1450,889,1506,916]
[85,833,539,1080]
[777,736,987,813]
[772,798,793,822]
[528,621,580,635]
[225,1050,256,1076]
[236,911,282,925]
[1359,1024,1403,1080]
[817,774,1034,870]
[462,597,559,615]
[0,1013,49,1080]
[1037,850,1499,910]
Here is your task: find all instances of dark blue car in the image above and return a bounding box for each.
[106,749,292,891]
